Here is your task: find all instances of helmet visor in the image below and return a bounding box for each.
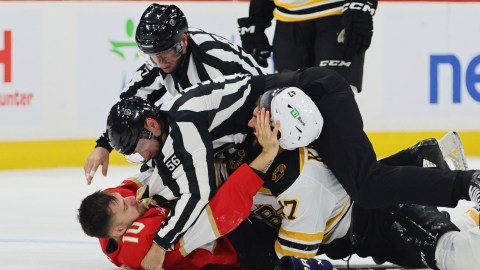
[138,43,181,69]
[122,129,157,156]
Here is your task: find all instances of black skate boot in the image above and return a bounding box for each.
[407,138,450,170]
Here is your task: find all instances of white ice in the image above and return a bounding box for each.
[1,159,478,270]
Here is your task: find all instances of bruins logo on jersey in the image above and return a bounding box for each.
[228,149,246,170]
[272,164,286,183]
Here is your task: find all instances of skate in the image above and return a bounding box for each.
[407,138,450,170]
[438,131,468,170]
[371,256,386,265]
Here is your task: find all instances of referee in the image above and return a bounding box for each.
[84,4,263,183]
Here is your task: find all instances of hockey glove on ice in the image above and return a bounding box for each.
[274,256,334,270]
[338,0,377,54]
[238,17,272,67]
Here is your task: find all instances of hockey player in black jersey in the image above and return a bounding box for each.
[83,3,263,184]
[238,0,376,93]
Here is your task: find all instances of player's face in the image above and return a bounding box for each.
[248,96,263,130]
[109,193,146,227]
[149,48,182,73]
[248,106,260,130]
[148,34,187,74]
[130,138,161,163]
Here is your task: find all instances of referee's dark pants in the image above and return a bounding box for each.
[312,87,473,209]
[273,16,365,92]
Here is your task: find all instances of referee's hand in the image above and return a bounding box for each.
[83,147,110,185]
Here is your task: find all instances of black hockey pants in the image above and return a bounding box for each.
[273,16,365,91]
[312,88,473,209]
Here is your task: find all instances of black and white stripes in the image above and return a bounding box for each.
[151,73,263,248]
[469,172,480,210]
[96,27,263,150]
[120,27,263,103]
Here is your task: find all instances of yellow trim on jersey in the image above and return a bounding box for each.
[259,186,273,194]
[466,208,479,227]
[322,198,351,243]
[206,205,221,238]
[279,227,324,242]
[298,147,305,174]
[324,198,350,231]
[274,9,342,22]
[274,0,338,9]
[275,240,317,258]
[179,237,189,257]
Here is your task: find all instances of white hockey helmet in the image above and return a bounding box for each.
[259,87,323,150]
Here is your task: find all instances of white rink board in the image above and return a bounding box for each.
[0,1,480,141]
[359,1,480,132]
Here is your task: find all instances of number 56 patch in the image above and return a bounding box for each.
[165,154,181,172]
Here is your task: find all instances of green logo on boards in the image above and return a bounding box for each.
[290,108,300,118]
[109,19,138,60]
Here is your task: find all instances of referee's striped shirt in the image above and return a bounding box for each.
[149,73,266,249]
[96,27,264,149]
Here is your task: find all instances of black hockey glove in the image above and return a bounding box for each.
[338,0,377,54]
[274,256,333,270]
[238,17,272,67]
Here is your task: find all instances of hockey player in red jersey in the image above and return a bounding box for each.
[78,109,280,270]
[95,177,242,270]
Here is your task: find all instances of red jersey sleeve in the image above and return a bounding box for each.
[210,163,264,234]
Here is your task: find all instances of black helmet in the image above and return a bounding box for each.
[106,97,159,155]
[136,4,188,55]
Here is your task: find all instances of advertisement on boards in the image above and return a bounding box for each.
[77,6,146,130]
[0,9,41,127]
[76,2,254,131]
[380,3,480,130]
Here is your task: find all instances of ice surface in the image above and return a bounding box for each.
[1,159,478,270]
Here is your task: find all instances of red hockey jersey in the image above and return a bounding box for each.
[99,164,263,270]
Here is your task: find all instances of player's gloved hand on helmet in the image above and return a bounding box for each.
[338,0,377,54]
[274,256,334,270]
[238,17,272,68]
